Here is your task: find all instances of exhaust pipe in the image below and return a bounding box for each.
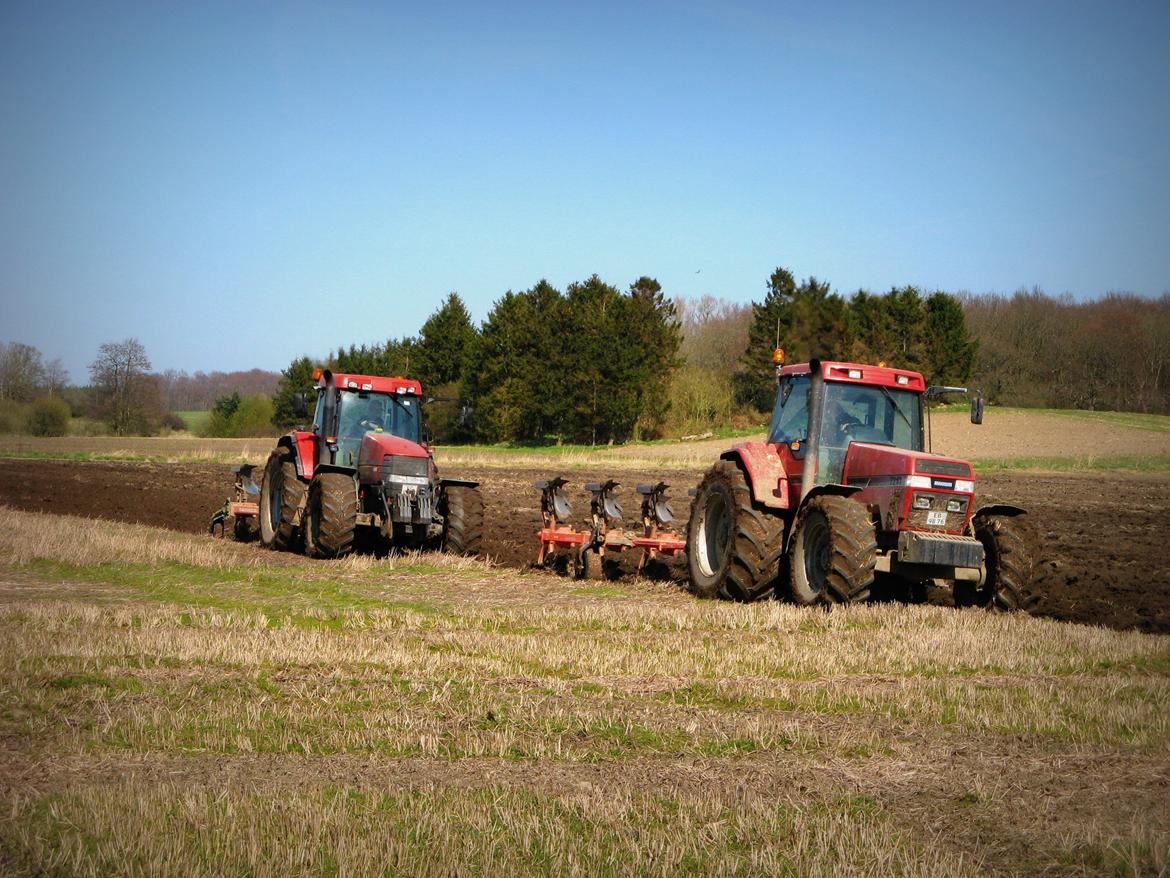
[800,359,823,502]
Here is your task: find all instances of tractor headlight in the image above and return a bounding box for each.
[946,499,963,513]
[954,479,975,493]
[912,493,932,510]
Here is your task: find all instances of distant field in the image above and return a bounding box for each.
[174,410,210,432]
[2,408,1167,471]
[0,508,1166,875]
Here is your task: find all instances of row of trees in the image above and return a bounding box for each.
[734,269,977,410]
[275,279,681,443]
[964,290,1170,412]
[158,369,279,412]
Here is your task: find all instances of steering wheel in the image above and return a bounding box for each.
[359,418,381,432]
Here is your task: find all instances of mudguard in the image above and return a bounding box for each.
[721,442,791,509]
[278,431,318,481]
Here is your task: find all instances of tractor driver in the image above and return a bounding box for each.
[338,394,389,439]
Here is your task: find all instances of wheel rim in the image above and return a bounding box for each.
[802,512,830,594]
[696,490,732,577]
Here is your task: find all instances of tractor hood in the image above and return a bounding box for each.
[842,443,974,486]
[358,431,429,465]
[356,432,431,485]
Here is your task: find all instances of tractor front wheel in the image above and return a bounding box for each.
[686,460,785,601]
[304,472,358,559]
[441,485,484,556]
[787,495,877,605]
[259,450,306,551]
[957,512,1038,611]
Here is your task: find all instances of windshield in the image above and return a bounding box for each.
[818,381,922,483]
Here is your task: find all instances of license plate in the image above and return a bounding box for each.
[926,511,947,526]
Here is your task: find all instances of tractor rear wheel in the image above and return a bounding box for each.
[788,495,877,605]
[304,473,358,559]
[259,450,306,551]
[687,460,785,601]
[959,512,1038,611]
[441,485,484,556]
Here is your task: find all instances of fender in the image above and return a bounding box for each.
[721,442,791,509]
[972,502,1027,518]
[278,432,318,481]
[439,478,479,489]
[784,483,862,552]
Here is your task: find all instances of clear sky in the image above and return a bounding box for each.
[2,0,1168,383]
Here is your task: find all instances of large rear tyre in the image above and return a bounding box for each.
[958,512,1038,611]
[686,460,785,601]
[788,495,876,605]
[259,450,306,551]
[304,472,358,559]
[441,485,484,556]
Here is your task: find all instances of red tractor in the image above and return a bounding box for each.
[687,355,1037,609]
[258,369,483,558]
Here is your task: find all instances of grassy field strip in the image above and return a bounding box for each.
[1,508,1167,875]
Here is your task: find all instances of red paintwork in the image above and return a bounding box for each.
[842,443,975,536]
[291,430,318,480]
[356,432,432,484]
[723,441,794,509]
[779,361,927,392]
[323,373,423,396]
[843,444,971,481]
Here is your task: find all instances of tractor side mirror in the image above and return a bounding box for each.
[459,404,474,430]
[970,394,984,425]
[292,392,308,419]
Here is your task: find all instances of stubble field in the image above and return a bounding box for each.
[1,408,1168,875]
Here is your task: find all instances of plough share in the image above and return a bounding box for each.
[535,477,689,578]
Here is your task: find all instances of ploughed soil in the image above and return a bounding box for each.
[0,458,1167,633]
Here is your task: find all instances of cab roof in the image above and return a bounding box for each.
[320,373,424,395]
[779,360,926,392]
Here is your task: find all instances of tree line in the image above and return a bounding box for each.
[963,290,1170,412]
[273,268,980,444]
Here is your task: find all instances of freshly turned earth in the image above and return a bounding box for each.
[1,457,1167,633]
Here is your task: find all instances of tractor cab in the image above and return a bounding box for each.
[768,366,924,487]
[309,371,427,469]
[316,383,423,468]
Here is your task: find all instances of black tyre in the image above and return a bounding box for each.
[233,515,256,543]
[959,512,1038,611]
[788,495,876,605]
[304,472,358,559]
[259,450,306,551]
[579,547,608,580]
[686,460,786,601]
[441,485,484,556]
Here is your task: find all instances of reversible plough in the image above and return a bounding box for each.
[534,477,689,578]
[209,464,260,541]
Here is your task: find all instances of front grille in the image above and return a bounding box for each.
[907,491,969,530]
[383,454,428,480]
[916,459,971,477]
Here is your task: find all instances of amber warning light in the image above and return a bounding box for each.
[772,347,785,365]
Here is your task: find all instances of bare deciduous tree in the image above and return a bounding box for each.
[0,342,46,402]
[89,338,153,435]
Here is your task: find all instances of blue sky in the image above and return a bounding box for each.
[2,0,1168,383]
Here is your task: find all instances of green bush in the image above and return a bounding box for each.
[28,397,71,437]
[0,400,30,434]
[203,393,276,438]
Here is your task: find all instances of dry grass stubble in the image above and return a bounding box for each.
[0,508,1167,875]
